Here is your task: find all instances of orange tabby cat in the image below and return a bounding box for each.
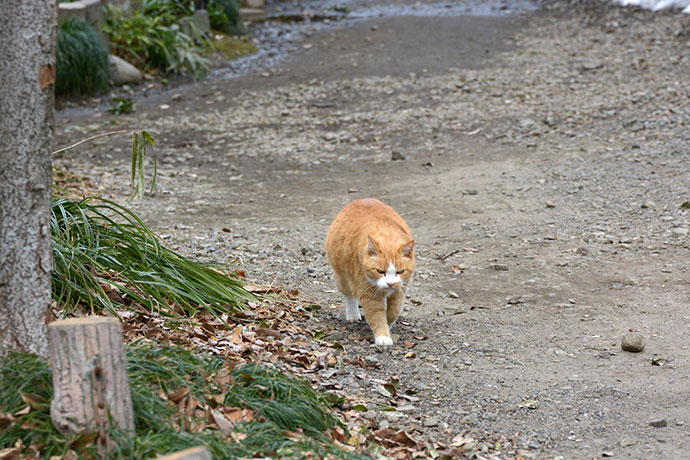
[325,199,415,346]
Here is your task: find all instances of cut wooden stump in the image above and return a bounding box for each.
[48,317,135,444]
[156,446,213,460]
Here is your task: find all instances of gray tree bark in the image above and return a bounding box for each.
[0,0,56,357]
[48,317,135,439]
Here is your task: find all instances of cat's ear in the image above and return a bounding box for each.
[367,236,380,256]
[400,240,414,258]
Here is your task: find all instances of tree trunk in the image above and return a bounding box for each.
[48,317,135,443]
[0,1,56,357]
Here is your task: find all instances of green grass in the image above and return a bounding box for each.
[0,344,367,459]
[208,0,246,35]
[51,197,254,319]
[103,2,209,76]
[56,18,111,96]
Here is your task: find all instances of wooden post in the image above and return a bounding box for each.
[156,446,213,460]
[48,317,135,443]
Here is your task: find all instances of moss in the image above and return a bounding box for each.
[209,35,258,60]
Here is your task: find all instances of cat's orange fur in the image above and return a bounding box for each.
[325,199,415,346]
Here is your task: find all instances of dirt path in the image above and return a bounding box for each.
[55,1,690,458]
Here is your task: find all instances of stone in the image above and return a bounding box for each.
[183,10,211,38]
[109,55,142,86]
[391,150,406,161]
[489,263,509,271]
[671,227,688,238]
[423,417,439,427]
[649,418,667,428]
[621,333,645,352]
[58,0,104,27]
[241,0,264,8]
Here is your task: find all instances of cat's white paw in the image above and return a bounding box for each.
[375,336,394,346]
[344,297,361,321]
[346,311,362,322]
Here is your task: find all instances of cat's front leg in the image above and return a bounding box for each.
[362,300,393,346]
[386,289,405,325]
[344,296,361,321]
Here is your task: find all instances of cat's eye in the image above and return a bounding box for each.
[396,270,405,275]
[376,269,385,274]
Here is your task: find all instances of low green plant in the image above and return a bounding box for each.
[0,344,365,459]
[208,0,246,35]
[51,197,253,319]
[130,130,156,199]
[140,0,195,18]
[108,97,137,115]
[103,3,209,76]
[56,18,110,96]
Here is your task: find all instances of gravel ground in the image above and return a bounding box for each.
[55,0,690,457]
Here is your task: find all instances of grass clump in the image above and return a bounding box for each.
[103,1,209,76]
[56,18,110,96]
[51,197,253,319]
[0,344,366,459]
[208,0,246,35]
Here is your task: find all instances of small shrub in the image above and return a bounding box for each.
[103,3,209,76]
[208,0,246,35]
[56,18,110,96]
[107,97,137,115]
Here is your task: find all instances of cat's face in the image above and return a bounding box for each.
[364,237,415,292]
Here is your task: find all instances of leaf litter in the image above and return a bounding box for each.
[110,285,530,459]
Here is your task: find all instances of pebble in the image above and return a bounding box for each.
[489,263,509,271]
[649,418,667,428]
[423,417,439,427]
[621,333,646,352]
[391,150,406,161]
[671,227,688,238]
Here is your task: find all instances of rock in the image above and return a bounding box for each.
[423,417,439,427]
[641,201,655,209]
[172,93,183,102]
[58,0,104,27]
[621,333,645,352]
[671,227,688,238]
[528,440,541,450]
[391,150,406,161]
[649,418,667,428]
[183,9,211,38]
[109,55,142,86]
[545,200,555,208]
[489,263,509,271]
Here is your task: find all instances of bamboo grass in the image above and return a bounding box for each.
[51,197,254,319]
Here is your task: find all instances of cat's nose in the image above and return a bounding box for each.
[387,282,396,288]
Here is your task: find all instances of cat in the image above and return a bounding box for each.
[325,198,415,346]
